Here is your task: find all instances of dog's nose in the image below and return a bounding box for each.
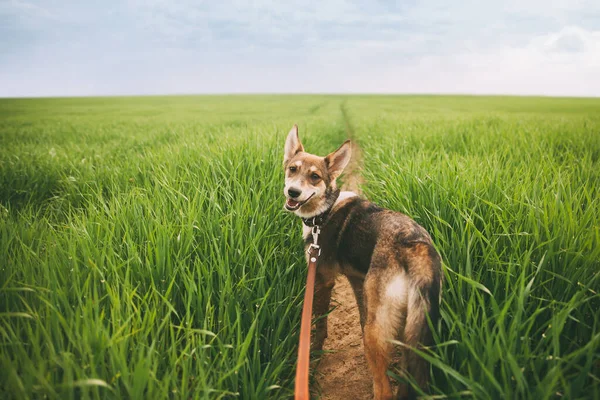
[288,188,302,198]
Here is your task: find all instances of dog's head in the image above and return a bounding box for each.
[282,124,352,218]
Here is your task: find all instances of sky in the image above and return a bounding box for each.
[1,0,599,97]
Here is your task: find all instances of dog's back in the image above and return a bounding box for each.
[306,194,442,398]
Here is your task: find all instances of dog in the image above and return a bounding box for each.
[283,125,442,400]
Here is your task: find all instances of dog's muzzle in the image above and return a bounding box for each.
[285,192,315,211]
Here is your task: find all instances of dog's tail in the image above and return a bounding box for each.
[404,243,443,398]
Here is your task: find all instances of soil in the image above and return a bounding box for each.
[339,103,364,195]
[314,276,372,399]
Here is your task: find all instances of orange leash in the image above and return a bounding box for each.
[295,228,322,400]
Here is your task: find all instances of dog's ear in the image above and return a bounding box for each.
[284,124,304,165]
[325,140,352,180]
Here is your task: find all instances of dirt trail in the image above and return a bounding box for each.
[314,103,372,399]
[339,102,364,194]
[314,276,372,399]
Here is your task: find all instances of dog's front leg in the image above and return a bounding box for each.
[312,270,336,351]
[347,275,366,332]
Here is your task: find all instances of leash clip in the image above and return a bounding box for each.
[307,225,322,258]
[311,225,320,246]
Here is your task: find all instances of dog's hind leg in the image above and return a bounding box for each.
[312,269,336,351]
[363,266,405,400]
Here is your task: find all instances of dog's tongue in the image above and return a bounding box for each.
[287,199,300,207]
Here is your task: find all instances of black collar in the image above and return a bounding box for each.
[302,208,332,227]
[300,188,340,228]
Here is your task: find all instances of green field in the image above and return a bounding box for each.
[1,95,599,399]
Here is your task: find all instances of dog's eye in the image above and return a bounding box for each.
[311,173,320,181]
[289,166,297,173]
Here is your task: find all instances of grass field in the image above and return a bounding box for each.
[1,95,599,399]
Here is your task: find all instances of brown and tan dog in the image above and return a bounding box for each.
[283,125,442,400]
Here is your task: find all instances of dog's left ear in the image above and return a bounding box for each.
[284,124,304,165]
[325,140,352,180]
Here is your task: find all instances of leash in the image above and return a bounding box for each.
[294,224,322,400]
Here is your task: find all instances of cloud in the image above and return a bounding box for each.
[541,26,600,56]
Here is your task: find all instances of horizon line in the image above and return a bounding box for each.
[2,92,600,100]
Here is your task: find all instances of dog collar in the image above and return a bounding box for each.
[301,188,340,228]
[301,209,331,228]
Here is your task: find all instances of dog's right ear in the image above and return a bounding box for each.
[325,140,352,180]
[283,124,304,165]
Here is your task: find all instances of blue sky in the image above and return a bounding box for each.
[1,0,599,97]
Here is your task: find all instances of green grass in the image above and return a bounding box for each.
[1,95,599,399]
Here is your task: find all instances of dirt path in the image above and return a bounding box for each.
[313,102,372,399]
[339,102,364,194]
[315,276,372,399]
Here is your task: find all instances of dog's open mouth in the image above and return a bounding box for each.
[285,192,315,211]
